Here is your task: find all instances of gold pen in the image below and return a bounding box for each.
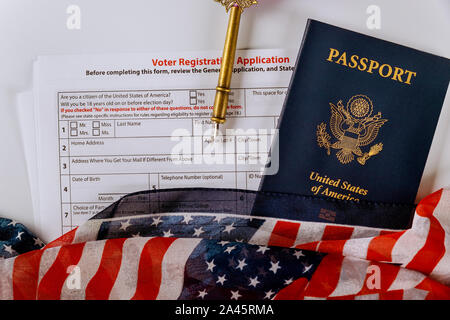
[211,0,258,138]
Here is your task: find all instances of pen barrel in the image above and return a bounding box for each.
[212,5,242,124]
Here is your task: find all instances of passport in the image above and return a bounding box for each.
[258,20,450,229]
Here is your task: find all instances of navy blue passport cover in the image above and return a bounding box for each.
[258,20,450,229]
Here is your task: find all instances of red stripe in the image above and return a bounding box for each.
[406,190,445,275]
[268,221,300,248]
[273,278,308,300]
[379,290,404,300]
[85,238,127,300]
[12,250,44,300]
[303,254,344,298]
[37,242,85,300]
[416,277,450,300]
[45,228,77,249]
[317,226,354,254]
[321,225,354,241]
[366,231,405,262]
[295,241,319,251]
[416,189,442,218]
[131,237,176,300]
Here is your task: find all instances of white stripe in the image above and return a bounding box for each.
[355,293,379,300]
[329,257,370,297]
[303,296,326,300]
[248,219,277,245]
[60,240,106,300]
[156,238,201,300]
[349,226,380,239]
[108,237,151,300]
[73,220,103,244]
[293,222,326,247]
[391,216,430,266]
[429,232,450,285]
[388,268,425,291]
[431,189,450,234]
[402,288,428,300]
[342,237,374,260]
[0,257,16,299]
[37,247,61,288]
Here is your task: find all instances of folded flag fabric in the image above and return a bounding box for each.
[0,188,449,300]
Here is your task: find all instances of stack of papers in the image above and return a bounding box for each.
[17,49,296,242]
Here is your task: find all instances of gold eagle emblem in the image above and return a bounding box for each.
[316,95,387,165]
[214,0,258,12]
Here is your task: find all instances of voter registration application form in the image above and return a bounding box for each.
[33,49,295,242]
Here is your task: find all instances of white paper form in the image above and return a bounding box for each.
[33,49,296,242]
[16,91,40,229]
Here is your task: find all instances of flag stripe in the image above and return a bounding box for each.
[37,242,85,300]
[85,238,127,300]
[317,226,354,254]
[60,240,106,300]
[366,231,405,262]
[293,222,326,247]
[131,237,177,300]
[248,220,277,246]
[108,237,150,299]
[329,257,370,297]
[406,215,446,275]
[156,238,202,300]
[379,290,404,300]
[268,221,301,248]
[45,228,77,249]
[273,277,308,300]
[0,256,15,300]
[12,250,44,300]
[303,254,344,298]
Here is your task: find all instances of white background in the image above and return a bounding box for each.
[0,0,449,235]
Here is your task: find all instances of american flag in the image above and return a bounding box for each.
[1,188,449,300]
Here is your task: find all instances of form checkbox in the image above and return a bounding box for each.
[92,121,100,128]
[70,129,78,136]
[190,98,197,105]
[92,129,100,136]
[70,122,78,129]
[189,90,197,98]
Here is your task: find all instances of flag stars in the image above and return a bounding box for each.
[132,232,141,238]
[230,290,242,300]
[223,223,236,234]
[224,245,236,254]
[33,237,44,247]
[293,250,305,259]
[213,215,224,223]
[181,215,193,224]
[206,259,216,272]
[151,216,163,227]
[216,274,227,285]
[198,289,208,299]
[236,258,247,271]
[163,229,174,238]
[302,263,313,273]
[284,278,294,285]
[3,245,15,255]
[193,227,205,237]
[264,290,275,300]
[269,261,281,274]
[249,276,260,288]
[119,220,131,231]
[257,246,269,254]
[16,231,24,240]
[218,240,230,246]
[7,220,18,226]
